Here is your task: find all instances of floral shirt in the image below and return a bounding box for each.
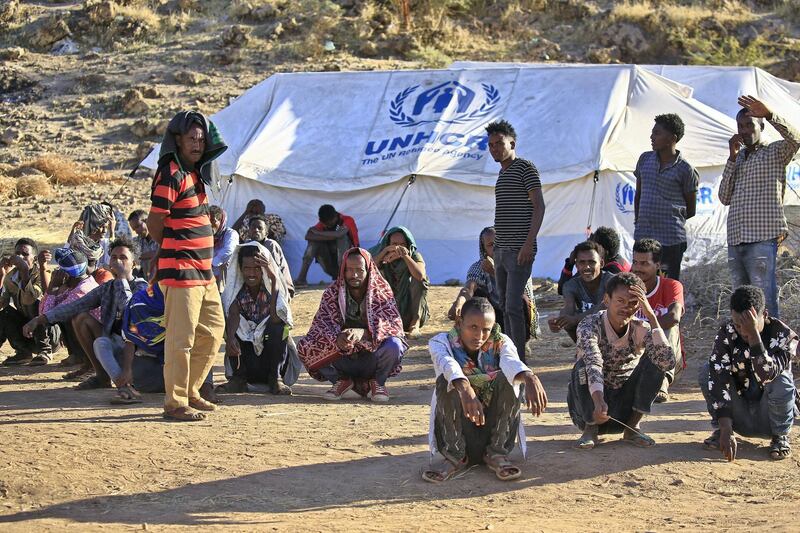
[576,311,675,393]
[236,285,270,324]
[707,318,798,419]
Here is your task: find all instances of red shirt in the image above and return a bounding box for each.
[149,162,214,287]
[314,213,359,248]
[636,276,683,320]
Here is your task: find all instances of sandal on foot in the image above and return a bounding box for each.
[483,453,522,481]
[576,435,596,450]
[29,355,50,366]
[623,431,656,448]
[654,391,669,403]
[769,435,791,460]
[74,375,111,390]
[268,379,292,396]
[110,385,143,405]
[163,406,206,422]
[63,368,92,381]
[422,458,467,483]
[703,430,721,451]
[188,397,217,412]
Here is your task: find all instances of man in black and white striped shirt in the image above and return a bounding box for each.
[487,120,546,371]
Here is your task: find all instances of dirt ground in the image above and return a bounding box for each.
[1,187,800,531]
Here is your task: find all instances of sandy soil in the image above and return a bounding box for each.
[1,212,799,531]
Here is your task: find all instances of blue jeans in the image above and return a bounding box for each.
[317,336,405,386]
[698,362,795,438]
[727,239,779,319]
[494,247,533,363]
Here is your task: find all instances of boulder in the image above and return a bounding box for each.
[26,16,71,50]
[0,47,25,61]
[174,71,207,86]
[120,89,151,116]
[601,22,649,57]
[220,25,251,48]
[0,128,20,145]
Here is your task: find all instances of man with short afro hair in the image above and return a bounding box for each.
[634,112,699,280]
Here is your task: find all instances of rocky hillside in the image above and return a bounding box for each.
[0,0,798,184]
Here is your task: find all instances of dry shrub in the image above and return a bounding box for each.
[15,175,53,198]
[611,0,752,26]
[116,3,161,31]
[0,175,14,200]
[26,154,113,186]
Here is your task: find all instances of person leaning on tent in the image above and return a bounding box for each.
[719,95,800,320]
[146,110,228,422]
[295,204,360,286]
[371,226,429,337]
[424,297,547,483]
[486,120,546,363]
[699,285,798,461]
[633,113,699,281]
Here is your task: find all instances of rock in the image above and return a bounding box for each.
[220,25,251,48]
[140,87,162,99]
[736,24,760,47]
[387,34,418,56]
[253,3,278,21]
[769,57,800,82]
[120,89,151,115]
[0,128,19,145]
[553,0,597,20]
[26,16,71,50]
[0,0,19,24]
[602,22,648,57]
[51,38,79,56]
[586,45,621,64]
[212,48,243,65]
[0,47,25,61]
[174,70,207,86]
[358,41,378,57]
[130,119,160,139]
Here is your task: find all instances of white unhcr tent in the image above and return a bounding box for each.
[141,65,775,283]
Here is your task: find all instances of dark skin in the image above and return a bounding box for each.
[729,95,770,162]
[630,251,683,330]
[578,284,660,447]
[335,254,372,351]
[487,132,546,266]
[0,244,50,310]
[448,231,496,320]
[232,199,266,232]
[225,253,282,360]
[549,249,606,340]
[128,214,156,270]
[147,124,206,244]
[374,231,426,282]
[304,215,348,242]
[634,123,696,223]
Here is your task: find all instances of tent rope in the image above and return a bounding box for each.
[585,170,599,237]
[380,174,416,237]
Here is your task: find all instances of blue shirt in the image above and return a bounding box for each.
[633,151,699,246]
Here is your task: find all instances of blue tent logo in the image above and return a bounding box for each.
[616,182,635,214]
[389,81,500,127]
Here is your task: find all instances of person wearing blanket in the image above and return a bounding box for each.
[424,297,548,483]
[219,242,294,395]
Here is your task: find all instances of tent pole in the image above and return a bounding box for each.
[586,170,599,237]
[109,165,139,203]
[380,174,417,237]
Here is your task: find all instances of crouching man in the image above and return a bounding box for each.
[699,285,798,461]
[567,272,676,449]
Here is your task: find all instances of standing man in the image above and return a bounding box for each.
[634,113,699,280]
[719,95,800,319]
[486,120,545,363]
[146,111,228,422]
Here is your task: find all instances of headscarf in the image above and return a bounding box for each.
[54,247,88,278]
[369,225,417,257]
[297,247,406,381]
[79,203,111,237]
[446,323,503,406]
[156,111,227,191]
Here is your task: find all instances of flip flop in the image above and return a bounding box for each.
[163,406,207,422]
[74,375,111,390]
[702,430,721,451]
[189,397,217,412]
[483,453,522,481]
[110,385,143,405]
[623,431,656,448]
[769,435,791,460]
[28,355,49,366]
[576,436,596,450]
[422,458,468,483]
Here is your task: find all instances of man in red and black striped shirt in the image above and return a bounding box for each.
[146,111,228,422]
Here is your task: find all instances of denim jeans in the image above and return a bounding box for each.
[494,247,533,363]
[727,239,779,319]
[698,361,795,438]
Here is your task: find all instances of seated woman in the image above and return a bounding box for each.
[371,226,429,337]
[449,226,539,359]
[218,243,293,395]
[424,297,548,483]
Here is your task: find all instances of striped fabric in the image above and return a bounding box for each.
[149,161,214,287]
[493,158,541,251]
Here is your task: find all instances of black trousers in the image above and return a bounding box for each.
[231,321,288,385]
[660,242,687,281]
[0,306,59,357]
[567,357,664,435]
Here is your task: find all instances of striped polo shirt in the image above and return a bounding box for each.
[149,161,214,287]
[494,157,542,251]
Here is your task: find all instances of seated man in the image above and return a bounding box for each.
[298,248,406,402]
[295,204,359,285]
[424,297,547,483]
[0,238,59,366]
[549,241,613,343]
[247,214,295,298]
[371,226,429,336]
[24,238,147,390]
[558,226,629,295]
[128,209,158,279]
[232,199,288,244]
[218,243,293,395]
[209,205,239,286]
[448,226,538,359]
[631,238,685,403]
[567,272,676,450]
[699,285,798,461]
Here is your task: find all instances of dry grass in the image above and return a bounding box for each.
[116,3,162,31]
[14,175,53,198]
[25,155,114,186]
[611,0,753,26]
[0,175,14,201]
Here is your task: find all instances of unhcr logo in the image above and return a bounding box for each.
[616,182,635,214]
[389,81,500,127]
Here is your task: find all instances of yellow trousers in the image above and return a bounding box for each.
[159,282,225,411]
